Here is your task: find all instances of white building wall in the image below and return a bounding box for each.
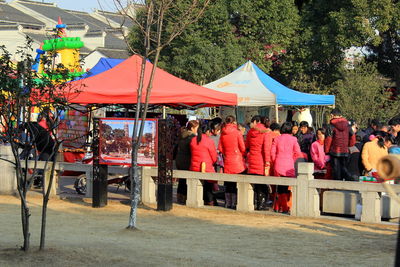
[83,34,105,50]
[82,50,105,70]
[0,29,40,61]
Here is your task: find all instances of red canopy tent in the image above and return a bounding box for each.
[66,55,237,107]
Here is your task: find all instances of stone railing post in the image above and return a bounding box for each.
[360,191,380,223]
[295,162,319,217]
[44,162,58,198]
[0,145,17,194]
[237,181,254,212]
[85,169,93,198]
[141,166,156,205]
[186,178,203,208]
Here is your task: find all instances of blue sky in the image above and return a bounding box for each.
[102,119,156,136]
[7,0,117,12]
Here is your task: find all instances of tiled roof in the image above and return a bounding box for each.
[84,30,104,37]
[80,46,91,55]
[0,21,19,30]
[25,32,52,43]
[97,10,134,28]
[64,10,112,31]
[16,0,86,27]
[104,33,126,49]
[95,47,129,59]
[0,1,44,26]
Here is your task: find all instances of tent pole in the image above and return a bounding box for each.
[275,104,279,123]
[162,105,166,119]
[235,106,239,123]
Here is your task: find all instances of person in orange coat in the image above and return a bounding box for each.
[246,116,268,210]
[271,122,301,213]
[361,131,388,175]
[190,123,218,205]
[218,115,246,209]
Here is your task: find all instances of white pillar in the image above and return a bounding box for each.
[43,162,58,198]
[237,182,254,212]
[186,179,203,208]
[361,191,381,223]
[0,145,17,194]
[141,167,156,205]
[295,162,320,217]
[85,170,93,198]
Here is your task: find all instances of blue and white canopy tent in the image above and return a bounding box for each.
[204,61,335,122]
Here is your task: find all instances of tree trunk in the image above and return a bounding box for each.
[40,198,48,250]
[40,143,60,250]
[127,2,154,229]
[21,201,30,251]
[127,143,140,229]
[11,142,31,252]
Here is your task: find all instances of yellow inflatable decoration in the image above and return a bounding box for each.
[37,17,84,76]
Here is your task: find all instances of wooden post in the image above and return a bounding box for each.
[236,182,254,212]
[295,162,319,217]
[360,191,381,223]
[186,179,203,208]
[141,166,156,205]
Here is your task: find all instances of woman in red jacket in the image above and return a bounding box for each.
[271,122,301,213]
[190,124,217,205]
[246,115,269,210]
[218,115,246,209]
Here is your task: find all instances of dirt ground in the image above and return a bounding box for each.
[0,194,397,267]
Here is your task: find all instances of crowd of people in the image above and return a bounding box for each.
[174,108,400,214]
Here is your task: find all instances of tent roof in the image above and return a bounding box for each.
[66,55,237,107]
[78,57,124,79]
[204,61,335,106]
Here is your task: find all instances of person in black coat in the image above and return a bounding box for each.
[175,120,199,204]
[19,122,56,188]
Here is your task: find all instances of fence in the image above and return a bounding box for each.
[142,162,400,224]
[2,156,400,224]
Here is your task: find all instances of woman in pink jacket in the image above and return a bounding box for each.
[271,122,301,213]
[218,115,246,209]
[310,128,330,179]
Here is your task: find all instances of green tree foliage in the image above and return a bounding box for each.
[333,61,400,127]
[157,0,244,84]
[129,0,301,84]
[128,0,400,123]
[287,0,400,88]
[281,0,355,87]
[229,0,300,74]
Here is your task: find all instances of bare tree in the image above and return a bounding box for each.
[0,39,81,251]
[103,0,210,229]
